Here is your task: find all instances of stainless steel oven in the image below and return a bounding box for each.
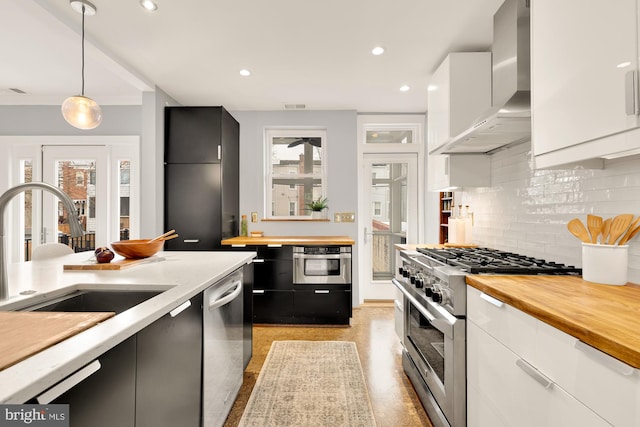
[293,246,351,285]
[393,252,466,427]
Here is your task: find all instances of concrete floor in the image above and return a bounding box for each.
[224,302,433,427]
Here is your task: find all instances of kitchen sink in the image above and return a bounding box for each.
[20,290,163,314]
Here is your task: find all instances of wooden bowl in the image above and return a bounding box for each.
[250,231,264,237]
[111,239,164,259]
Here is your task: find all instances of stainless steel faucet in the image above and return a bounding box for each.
[0,182,84,301]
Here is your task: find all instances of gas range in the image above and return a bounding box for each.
[416,247,582,275]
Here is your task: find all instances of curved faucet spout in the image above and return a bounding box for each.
[0,182,85,301]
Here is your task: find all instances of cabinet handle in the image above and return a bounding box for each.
[36,360,101,404]
[169,299,191,317]
[315,290,330,294]
[253,289,265,294]
[217,145,221,160]
[574,340,635,376]
[231,244,246,248]
[252,258,265,263]
[516,358,552,389]
[480,292,504,308]
[625,70,637,115]
[183,239,200,243]
[267,244,282,248]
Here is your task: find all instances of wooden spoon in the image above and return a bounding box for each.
[567,218,591,243]
[600,218,612,244]
[586,214,603,244]
[617,216,640,245]
[619,224,640,245]
[607,214,634,245]
[160,233,179,241]
[150,229,176,242]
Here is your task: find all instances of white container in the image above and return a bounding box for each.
[581,243,629,285]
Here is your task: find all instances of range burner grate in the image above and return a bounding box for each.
[416,247,582,275]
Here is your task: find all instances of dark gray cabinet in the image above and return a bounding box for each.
[164,106,239,250]
[228,245,352,325]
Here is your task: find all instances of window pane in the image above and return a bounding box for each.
[268,132,325,217]
[366,130,413,144]
[119,160,131,240]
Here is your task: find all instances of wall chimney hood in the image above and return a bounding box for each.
[430,0,531,155]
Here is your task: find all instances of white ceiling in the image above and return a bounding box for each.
[1,0,504,112]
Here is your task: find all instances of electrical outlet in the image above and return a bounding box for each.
[251,212,258,222]
[342,212,355,222]
[334,213,342,222]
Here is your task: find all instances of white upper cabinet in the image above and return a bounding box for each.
[427,53,491,191]
[428,53,492,153]
[531,0,640,168]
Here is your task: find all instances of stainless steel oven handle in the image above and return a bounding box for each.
[293,253,351,260]
[392,279,453,338]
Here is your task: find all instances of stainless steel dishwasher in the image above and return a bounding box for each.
[203,268,244,427]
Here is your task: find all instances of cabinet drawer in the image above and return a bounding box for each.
[467,321,610,427]
[257,245,293,260]
[165,107,222,163]
[252,290,293,324]
[467,286,537,358]
[293,290,351,325]
[253,259,293,290]
[534,319,640,427]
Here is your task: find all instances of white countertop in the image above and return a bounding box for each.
[0,250,256,403]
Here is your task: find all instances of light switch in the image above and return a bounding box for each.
[343,212,355,222]
[334,213,342,222]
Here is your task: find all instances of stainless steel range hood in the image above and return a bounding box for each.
[430,0,531,155]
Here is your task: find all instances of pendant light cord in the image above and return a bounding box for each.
[81,4,85,96]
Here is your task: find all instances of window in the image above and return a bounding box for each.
[120,197,130,216]
[266,129,327,218]
[76,171,84,186]
[120,165,130,185]
[88,196,96,219]
[373,202,382,217]
[365,126,417,144]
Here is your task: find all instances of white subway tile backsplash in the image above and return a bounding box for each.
[459,142,640,284]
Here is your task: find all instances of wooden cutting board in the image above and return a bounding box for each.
[63,257,161,270]
[0,311,115,371]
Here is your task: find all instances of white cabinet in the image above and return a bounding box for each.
[427,53,491,191]
[467,286,640,426]
[531,0,640,168]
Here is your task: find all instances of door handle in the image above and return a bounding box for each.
[208,280,242,310]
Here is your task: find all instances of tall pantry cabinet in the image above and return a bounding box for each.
[164,106,240,250]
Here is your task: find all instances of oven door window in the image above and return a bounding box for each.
[304,258,341,276]
[407,302,445,385]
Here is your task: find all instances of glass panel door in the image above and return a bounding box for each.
[41,146,108,253]
[362,154,418,298]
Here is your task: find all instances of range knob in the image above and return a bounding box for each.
[410,274,417,284]
[424,286,433,297]
[431,291,443,303]
[402,268,411,278]
[398,266,404,276]
[415,276,424,288]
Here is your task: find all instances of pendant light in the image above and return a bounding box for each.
[61,0,102,130]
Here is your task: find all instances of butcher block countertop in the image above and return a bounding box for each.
[0,311,114,371]
[222,235,355,245]
[466,275,640,369]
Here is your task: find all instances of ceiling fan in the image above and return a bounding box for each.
[286,137,322,148]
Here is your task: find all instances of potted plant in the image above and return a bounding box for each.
[307,197,328,219]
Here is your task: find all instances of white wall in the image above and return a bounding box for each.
[230,110,360,300]
[458,142,640,283]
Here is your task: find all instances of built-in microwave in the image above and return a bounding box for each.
[292,246,351,285]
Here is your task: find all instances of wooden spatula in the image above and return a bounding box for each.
[619,225,640,245]
[617,216,640,245]
[607,214,634,245]
[600,218,612,244]
[586,214,603,244]
[567,218,591,243]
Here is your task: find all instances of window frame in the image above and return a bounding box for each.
[265,128,328,220]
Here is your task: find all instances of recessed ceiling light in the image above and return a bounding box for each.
[617,61,631,68]
[371,46,385,56]
[427,85,438,91]
[400,85,410,92]
[239,69,251,77]
[140,0,158,12]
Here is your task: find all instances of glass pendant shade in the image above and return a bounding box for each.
[62,95,103,129]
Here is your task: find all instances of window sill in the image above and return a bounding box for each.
[262,218,331,222]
